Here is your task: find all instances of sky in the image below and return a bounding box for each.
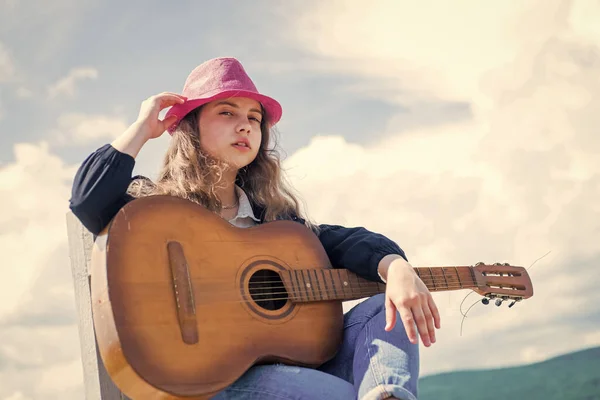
[1,0,599,398]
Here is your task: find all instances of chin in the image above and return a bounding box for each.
[225,156,255,171]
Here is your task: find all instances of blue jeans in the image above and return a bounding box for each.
[213,294,419,399]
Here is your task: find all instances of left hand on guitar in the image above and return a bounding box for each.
[382,258,441,347]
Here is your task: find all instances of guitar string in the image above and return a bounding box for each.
[184,270,482,284]
[245,278,479,293]
[131,282,522,305]
[247,284,478,297]
[245,283,520,295]
[210,275,522,302]
[245,279,478,288]
[164,276,520,297]
[184,274,481,286]
[185,286,499,305]
[136,273,524,303]
[244,274,481,286]
[245,277,481,287]
[244,274,515,289]
[172,285,504,305]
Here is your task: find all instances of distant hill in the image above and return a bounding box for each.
[419,346,600,400]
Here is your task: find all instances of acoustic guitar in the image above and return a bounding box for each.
[90,195,533,399]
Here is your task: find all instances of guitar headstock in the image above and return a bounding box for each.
[471,262,534,306]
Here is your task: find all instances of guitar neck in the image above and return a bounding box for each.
[280,266,477,302]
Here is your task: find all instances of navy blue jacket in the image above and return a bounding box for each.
[68,144,407,283]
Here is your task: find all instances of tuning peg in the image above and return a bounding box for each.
[482,298,490,305]
[508,300,517,308]
[495,298,503,306]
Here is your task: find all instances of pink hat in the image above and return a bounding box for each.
[165,57,282,134]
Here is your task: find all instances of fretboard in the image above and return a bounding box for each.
[279,267,477,303]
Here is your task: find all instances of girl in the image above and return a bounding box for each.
[69,57,440,400]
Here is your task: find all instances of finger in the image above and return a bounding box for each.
[384,295,397,331]
[411,306,431,347]
[156,91,187,101]
[146,92,185,108]
[158,115,178,132]
[421,303,436,344]
[398,307,418,345]
[429,296,441,330]
[157,95,186,109]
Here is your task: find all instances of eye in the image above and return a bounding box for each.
[250,116,262,123]
[220,111,233,116]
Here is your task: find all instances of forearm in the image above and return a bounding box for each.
[111,121,149,159]
[69,144,136,234]
[318,224,408,282]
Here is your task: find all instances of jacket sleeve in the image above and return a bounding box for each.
[68,144,136,235]
[317,224,408,283]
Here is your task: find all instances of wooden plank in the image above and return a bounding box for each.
[66,212,127,400]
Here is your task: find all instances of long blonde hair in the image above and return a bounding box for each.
[127,105,317,231]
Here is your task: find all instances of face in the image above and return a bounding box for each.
[197,97,263,169]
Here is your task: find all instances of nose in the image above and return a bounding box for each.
[236,117,252,134]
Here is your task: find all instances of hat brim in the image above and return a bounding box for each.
[165,89,282,134]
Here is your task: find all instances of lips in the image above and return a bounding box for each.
[232,139,251,149]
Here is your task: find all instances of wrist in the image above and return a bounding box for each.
[128,120,153,141]
[378,254,412,282]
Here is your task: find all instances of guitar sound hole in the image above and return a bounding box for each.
[248,269,288,311]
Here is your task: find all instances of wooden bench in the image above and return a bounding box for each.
[66,212,130,400]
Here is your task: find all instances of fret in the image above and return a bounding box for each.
[303,270,316,301]
[325,269,338,300]
[288,270,299,301]
[440,267,459,289]
[441,267,449,289]
[468,267,477,287]
[312,269,325,301]
[338,270,352,299]
[322,269,333,300]
[349,271,360,298]
[430,267,447,290]
[334,269,349,300]
[293,270,307,302]
[427,268,436,291]
[456,266,475,287]
[423,267,434,290]
[454,266,462,288]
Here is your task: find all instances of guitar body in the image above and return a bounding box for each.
[91,195,343,399]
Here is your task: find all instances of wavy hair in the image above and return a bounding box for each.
[127,106,318,232]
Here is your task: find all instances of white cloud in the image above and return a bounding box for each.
[3,392,33,400]
[286,0,600,376]
[2,0,19,11]
[15,87,32,98]
[38,358,84,396]
[0,41,15,83]
[51,112,129,146]
[289,0,575,108]
[47,67,98,99]
[0,142,84,399]
[0,142,76,320]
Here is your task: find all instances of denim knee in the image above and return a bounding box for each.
[344,294,386,328]
[214,364,356,400]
